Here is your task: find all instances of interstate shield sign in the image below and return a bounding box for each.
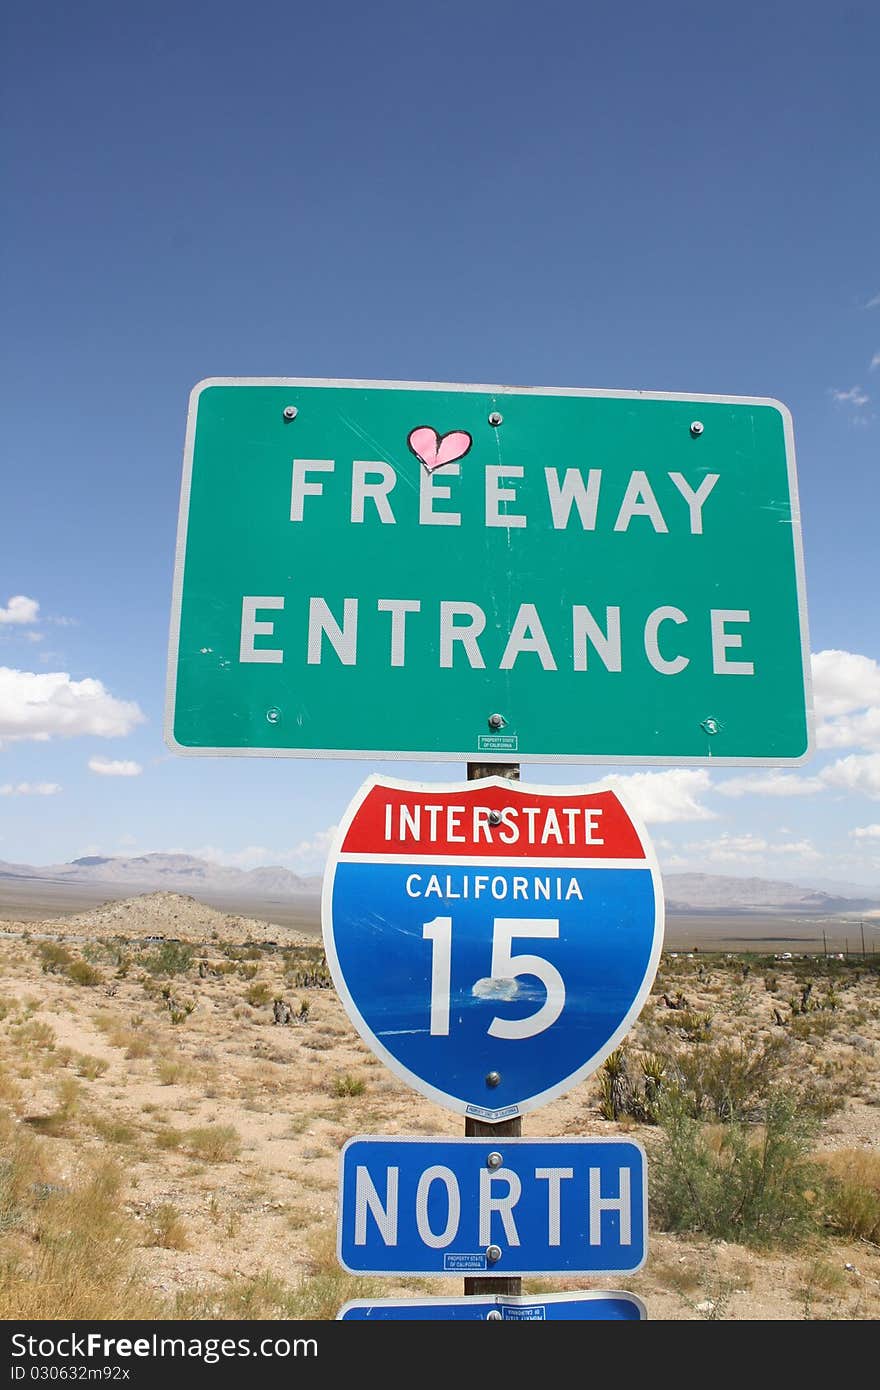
[322,776,664,1121]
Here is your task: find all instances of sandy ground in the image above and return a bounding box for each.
[0,892,878,1320]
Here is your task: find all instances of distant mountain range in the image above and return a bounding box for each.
[0,852,878,916]
[663,872,879,916]
[0,852,321,897]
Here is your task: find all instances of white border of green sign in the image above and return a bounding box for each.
[165,377,813,766]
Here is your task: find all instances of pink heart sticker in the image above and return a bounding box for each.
[407,425,473,474]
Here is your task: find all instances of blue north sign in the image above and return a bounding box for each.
[337,1136,647,1277]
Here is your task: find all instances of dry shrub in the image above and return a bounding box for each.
[114,1031,153,1061]
[245,981,273,1007]
[818,1149,880,1242]
[64,959,103,987]
[0,1111,49,1233]
[154,1127,183,1151]
[144,1203,189,1250]
[0,1065,21,1108]
[10,1020,56,1052]
[331,1073,366,1098]
[91,1117,136,1145]
[38,942,74,974]
[183,1125,241,1162]
[0,1141,162,1319]
[75,1054,109,1080]
[155,1057,196,1086]
[24,1077,81,1138]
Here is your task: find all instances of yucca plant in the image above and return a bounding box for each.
[599,1049,630,1120]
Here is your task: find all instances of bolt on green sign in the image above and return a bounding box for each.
[165,378,812,765]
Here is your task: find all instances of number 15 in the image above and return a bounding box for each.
[422,916,566,1041]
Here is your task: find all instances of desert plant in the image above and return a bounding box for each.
[651,1090,821,1248]
[285,953,333,990]
[64,959,103,987]
[38,942,74,974]
[75,1054,109,1080]
[332,1074,366,1098]
[0,1157,163,1320]
[155,1057,194,1086]
[143,942,193,977]
[673,1010,713,1043]
[666,1036,787,1122]
[598,1049,629,1120]
[183,1125,241,1162]
[166,996,197,1024]
[245,981,273,1007]
[819,1149,880,1242]
[145,1202,189,1250]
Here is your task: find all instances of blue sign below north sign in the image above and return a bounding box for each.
[338,1292,646,1320]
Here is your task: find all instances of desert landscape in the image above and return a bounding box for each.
[0,888,877,1321]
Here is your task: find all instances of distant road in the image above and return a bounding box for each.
[663,913,871,953]
[1,874,875,954]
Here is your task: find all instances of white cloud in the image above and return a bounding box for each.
[811,650,880,751]
[288,826,339,865]
[831,386,869,407]
[88,757,143,777]
[690,832,768,856]
[851,824,880,840]
[195,845,284,871]
[0,596,39,626]
[817,707,880,751]
[585,769,716,824]
[0,668,145,743]
[867,292,880,309]
[683,831,821,864]
[821,753,880,798]
[871,352,880,371]
[0,782,61,796]
[716,772,824,798]
[812,650,880,716]
[195,826,338,875]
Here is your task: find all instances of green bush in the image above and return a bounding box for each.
[651,1091,821,1248]
[667,1036,788,1121]
[64,960,103,988]
[245,982,272,1007]
[332,1074,366,1098]
[142,943,193,977]
[38,943,74,974]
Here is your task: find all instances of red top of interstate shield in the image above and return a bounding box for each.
[340,781,646,859]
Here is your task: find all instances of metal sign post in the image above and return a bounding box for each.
[466,759,520,1298]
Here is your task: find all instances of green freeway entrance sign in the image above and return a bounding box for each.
[165,378,812,765]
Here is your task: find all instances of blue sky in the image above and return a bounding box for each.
[2,1,878,886]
